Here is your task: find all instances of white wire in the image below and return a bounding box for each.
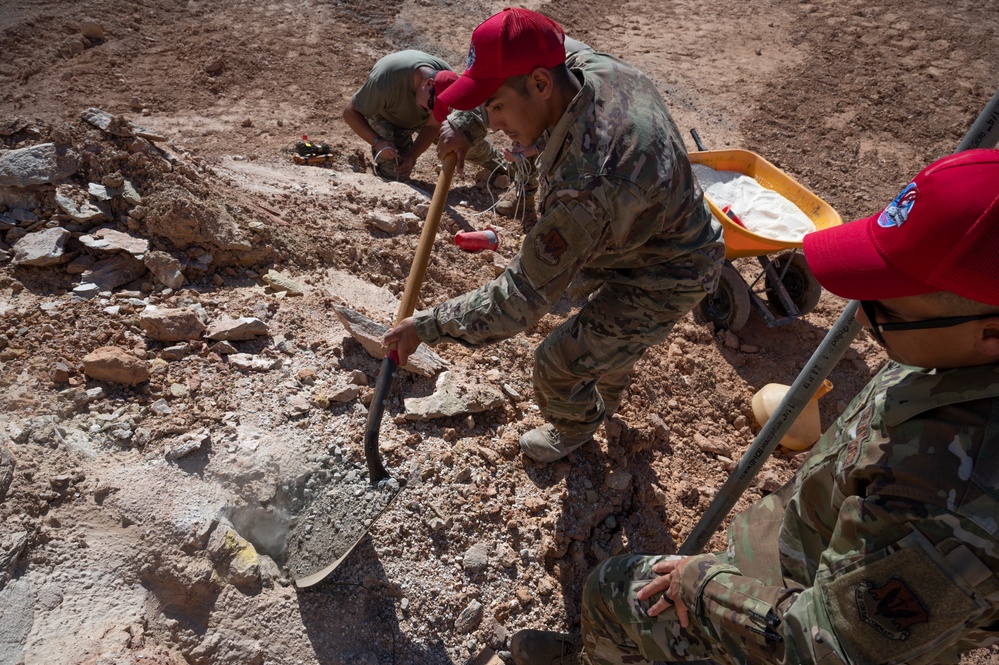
[373,146,401,181]
[473,152,534,218]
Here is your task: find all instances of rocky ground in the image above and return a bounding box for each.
[1,0,998,664]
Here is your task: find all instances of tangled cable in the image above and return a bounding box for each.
[373,146,401,181]
[477,151,535,219]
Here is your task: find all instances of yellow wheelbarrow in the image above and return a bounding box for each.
[689,134,842,331]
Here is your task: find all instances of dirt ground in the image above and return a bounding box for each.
[1,0,997,664]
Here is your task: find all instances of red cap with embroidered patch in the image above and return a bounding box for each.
[432,70,459,123]
[437,7,566,113]
[803,148,999,306]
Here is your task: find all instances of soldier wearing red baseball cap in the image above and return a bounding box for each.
[386,8,725,464]
[510,150,999,665]
[432,34,595,218]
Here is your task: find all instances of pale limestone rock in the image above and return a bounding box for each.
[205,317,269,341]
[262,269,305,296]
[332,304,446,377]
[404,371,505,422]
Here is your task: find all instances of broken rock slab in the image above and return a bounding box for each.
[139,306,206,342]
[55,183,111,222]
[82,253,147,291]
[81,107,167,142]
[0,532,28,593]
[0,142,79,187]
[79,227,150,257]
[332,304,446,377]
[366,212,405,235]
[229,353,281,372]
[144,250,185,289]
[312,383,360,407]
[207,524,261,589]
[205,316,269,341]
[404,371,505,421]
[11,227,72,267]
[0,443,14,503]
[164,431,210,461]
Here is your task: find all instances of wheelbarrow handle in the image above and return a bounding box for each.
[364,153,458,482]
[690,128,707,152]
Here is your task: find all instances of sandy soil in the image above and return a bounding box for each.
[1,0,997,664]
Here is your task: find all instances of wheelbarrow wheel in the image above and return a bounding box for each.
[699,265,751,332]
[765,252,822,317]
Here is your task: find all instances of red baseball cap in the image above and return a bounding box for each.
[432,70,459,123]
[803,148,999,306]
[437,7,566,112]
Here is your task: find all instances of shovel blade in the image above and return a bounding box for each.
[290,481,402,588]
[289,354,404,588]
[286,472,403,588]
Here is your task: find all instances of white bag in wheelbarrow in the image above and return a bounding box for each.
[692,163,816,242]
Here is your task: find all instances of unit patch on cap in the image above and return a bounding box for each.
[877,182,920,228]
[467,43,476,69]
[855,577,930,640]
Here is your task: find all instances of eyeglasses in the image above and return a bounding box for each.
[859,300,999,347]
[427,83,435,112]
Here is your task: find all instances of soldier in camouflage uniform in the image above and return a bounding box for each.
[512,149,999,664]
[342,50,506,181]
[433,36,595,219]
[384,8,724,463]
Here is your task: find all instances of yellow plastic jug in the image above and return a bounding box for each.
[751,379,833,451]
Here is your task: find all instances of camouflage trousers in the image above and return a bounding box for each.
[532,281,708,436]
[464,133,508,182]
[368,117,505,180]
[582,554,726,664]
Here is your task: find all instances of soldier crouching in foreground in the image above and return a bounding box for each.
[514,150,999,665]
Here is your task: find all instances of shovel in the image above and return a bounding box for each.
[290,153,457,588]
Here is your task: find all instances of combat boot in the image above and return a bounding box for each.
[475,163,510,190]
[496,187,536,218]
[511,630,589,665]
[519,424,594,463]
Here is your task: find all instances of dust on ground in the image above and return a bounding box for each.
[1,0,998,664]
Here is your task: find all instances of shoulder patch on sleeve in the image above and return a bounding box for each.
[520,200,597,291]
[821,529,989,664]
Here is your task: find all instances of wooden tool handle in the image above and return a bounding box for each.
[393,152,457,326]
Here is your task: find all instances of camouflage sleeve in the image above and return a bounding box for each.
[678,554,794,662]
[412,192,607,347]
[680,500,999,664]
[446,108,488,145]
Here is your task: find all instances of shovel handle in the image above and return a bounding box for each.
[393,153,457,325]
[365,153,458,482]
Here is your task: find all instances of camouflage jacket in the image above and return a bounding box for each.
[413,51,723,347]
[447,108,489,148]
[680,361,999,664]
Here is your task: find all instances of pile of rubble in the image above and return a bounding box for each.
[0,108,273,296]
